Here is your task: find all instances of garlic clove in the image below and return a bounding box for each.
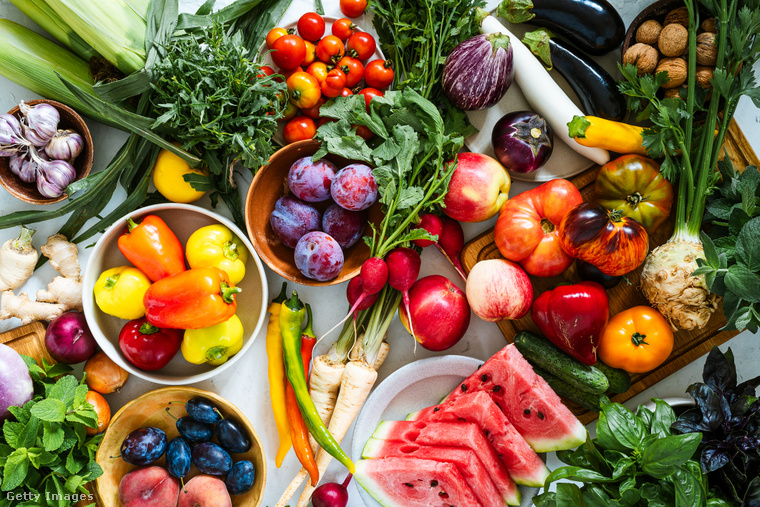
[0,113,29,147]
[22,123,53,147]
[30,146,76,198]
[9,152,37,183]
[19,101,59,140]
[45,129,84,161]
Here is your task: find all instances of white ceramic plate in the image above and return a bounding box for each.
[82,203,269,385]
[351,355,540,507]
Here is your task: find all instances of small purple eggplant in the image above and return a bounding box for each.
[491,110,553,174]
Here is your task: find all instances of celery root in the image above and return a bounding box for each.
[0,226,38,292]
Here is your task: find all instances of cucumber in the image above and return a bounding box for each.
[514,330,609,394]
[595,361,631,394]
[533,365,610,412]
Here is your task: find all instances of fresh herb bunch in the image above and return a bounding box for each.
[1,357,102,507]
[672,346,760,505]
[534,401,708,507]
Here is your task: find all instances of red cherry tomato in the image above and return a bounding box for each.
[302,40,316,66]
[340,0,368,18]
[317,117,335,128]
[301,97,325,120]
[357,87,384,112]
[306,61,328,85]
[257,65,275,78]
[266,27,288,49]
[279,65,304,83]
[284,116,317,144]
[337,56,364,88]
[340,87,354,97]
[346,31,376,61]
[322,68,348,98]
[316,35,345,64]
[332,18,356,40]
[287,71,321,109]
[364,59,394,89]
[297,12,325,42]
[353,124,374,140]
[272,34,306,70]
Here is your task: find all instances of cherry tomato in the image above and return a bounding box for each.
[340,0,368,18]
[266,27,288,49]
[317,117,335,128]
[346,31,376,61]
[353,124,374,141]
[337,56,364,88]
[280,99,299,121]
[332,18,356,40]
[257,65,275,78]
[301,97,325,120]
[287,71,321,109]
[316,35,345,64]
[322,68,348,98]
[306,61,328,85]
[272,34,306,70]
[284,116,316,144]
[297,12,325,42]
[357,87,384,113]
[279,65,304,83]
[340,87,354,97]
[302,40,317,66]
[364,59,394,89]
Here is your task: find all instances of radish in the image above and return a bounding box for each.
[385,247,421,339]
[412,214,443,247]
[437,217,467,281]
[346,277,379,315]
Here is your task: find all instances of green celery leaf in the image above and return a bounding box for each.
[641,433,702,479]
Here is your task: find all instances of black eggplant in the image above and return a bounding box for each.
[497,0,625,56]
[522,28,626,121]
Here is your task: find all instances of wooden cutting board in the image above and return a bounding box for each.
[461,119,758,425]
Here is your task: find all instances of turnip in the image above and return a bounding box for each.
[385,247,421,339]
[0,342,33,422]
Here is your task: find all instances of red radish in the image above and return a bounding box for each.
[346,277,379,314]
[311,474,352,507]
[412,214,444,247]
[385,247,421,338]
[436,217,467,281]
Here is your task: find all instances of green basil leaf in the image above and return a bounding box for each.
[641,433,702,478]
[583,485,612,507]
[650,398,677,438]
[619,475,641,504]
[545,466,617,484]
[30,399,66,423]
[670,465,706,507]
[601,403,646,450]
[613,457,636,479]
[556,483,586,507]
[636,404,654,429]
[533,491,557,507]
[603,450,628,466]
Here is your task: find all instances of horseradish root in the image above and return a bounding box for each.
[0,226,38,291]
[41,234,80,279]
[36,276,83,311]
[0,291,66,324]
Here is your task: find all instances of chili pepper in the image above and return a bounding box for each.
[186,224,249,285]
[93,266,151,320]
[280,291,354,473]
[181,314,244,366]
[266,283,292,467]
[117,215,186,282]
[144,267,240,329]
[301,304,317,379]
[567,115,648,156]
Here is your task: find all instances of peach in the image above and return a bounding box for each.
[178,475,232,507]
[466,259,533,322]
[118,466,180,507]
[443,152,511,222]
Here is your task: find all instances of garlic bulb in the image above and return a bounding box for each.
[0,113,28,155]
[45,129,84,161]
[19,101,59,146]
[29,146,76,198]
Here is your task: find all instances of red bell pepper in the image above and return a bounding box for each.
[117,215,186,282]
[118,317,183,371]
[531,281,609,365]
[143,267,241,329]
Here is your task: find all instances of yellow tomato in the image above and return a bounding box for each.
[598,305,674,374]
[152,148,208,203]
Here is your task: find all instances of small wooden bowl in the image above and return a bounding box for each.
[96,387,266,507]
[0,99,93,204]
[245,139,382,287]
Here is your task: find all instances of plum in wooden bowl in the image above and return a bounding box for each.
[96,387,266,507]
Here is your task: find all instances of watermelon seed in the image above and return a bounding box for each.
[493,385,502,392]
[524,408,531,415]
[433,407,440,412]
[538,411,545,420]
[457,417,466,421]
[439,492,449,498]
[430,480,438,487]
[460,383,467,392]
[484,430,490,436]
[480,374,488,382]
[404,483,414,488]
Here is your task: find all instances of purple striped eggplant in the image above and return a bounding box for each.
[442,33,514,111]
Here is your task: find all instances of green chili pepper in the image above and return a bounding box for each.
[279,291,355,473]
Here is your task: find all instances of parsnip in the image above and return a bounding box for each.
[41,234,80,280]
[0,291,66,324]
[0,226,38,291]
[36,276,82,311]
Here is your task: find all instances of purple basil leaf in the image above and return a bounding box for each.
[737,375,760,396]
[702,447,731,472]
[742,477,760,507]
[673,408,710,434]
[704,346,737,392]
[688,383,725,431]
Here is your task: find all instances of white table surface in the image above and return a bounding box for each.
[0,1,758,506]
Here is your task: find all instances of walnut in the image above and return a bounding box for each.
[697,32,718,66]
[659,23,688,57]
[624,43,659,75]
[696,66,714,89]
[636,20,663,44]
[656,57,688,88]
[664,7,689,27]
[664,87,684,99]
[700,17,717,33]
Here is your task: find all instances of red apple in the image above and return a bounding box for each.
[466,259,532,322]
[443,152,511,222]
[399,275,471,351]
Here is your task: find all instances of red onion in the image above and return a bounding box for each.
[311,474,352,507]
[45,311,97,364]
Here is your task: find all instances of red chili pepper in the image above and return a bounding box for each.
[143,267,241,329]
[118,317,183,371]
[301,304,316,380]
[117,215,186,282]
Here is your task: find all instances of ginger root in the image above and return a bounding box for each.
[41,234,80,280]
[37,276,82,312]
[0,291,66,324]
[0,226,39,292]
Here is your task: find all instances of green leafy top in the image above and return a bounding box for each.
[1,357,102,507]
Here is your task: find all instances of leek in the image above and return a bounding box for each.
[45,0,148,74]
[7,0,98,61]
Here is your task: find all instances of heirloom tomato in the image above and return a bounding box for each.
[321,68,348,98]
[337,56,364,88]
[266,27,288,49]
[287,71,321,109]
[316,35,345,64]
[271,34,306,70]
[297,12,325,42]
[495,179,582,277]
[346,31,376,61]
[332,17,356,40]
[284,116,316,144]
[598,306,674,373]
[364,59,394,89]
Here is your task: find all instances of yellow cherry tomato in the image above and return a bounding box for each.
[152,148,208,204]
[185,224,248,285]
[598,305,674,374]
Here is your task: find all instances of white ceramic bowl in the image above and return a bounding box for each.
[82,203,269,385]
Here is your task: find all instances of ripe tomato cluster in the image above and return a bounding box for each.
[265,12,394,144]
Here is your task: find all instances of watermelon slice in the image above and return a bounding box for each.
[354,457,482,507]
[370,420,521,506]
[362,438,503,507]
[409,391,550,487]
[443,344,587,452]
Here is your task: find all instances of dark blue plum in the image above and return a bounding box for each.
[185,397,222,424]
[166,437,191,480]
[225,460,255,495]
[191,442,233,475]
[176,416,213,443]
[216,419,251,454]
[120,427,168,465]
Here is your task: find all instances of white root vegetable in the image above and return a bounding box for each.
[0,226,38,292]
[350,339,390,370]
[0,291,66,324]
[36,276,83,311]
[41,234,80,280]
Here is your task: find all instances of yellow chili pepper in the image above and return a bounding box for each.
[181,314,243,366]
[93,266,151,320]
[267,283,292,467]
[568,115,648,156]
[186,224,248,284]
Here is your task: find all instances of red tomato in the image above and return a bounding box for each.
[284,116,317,144]
[279,65,304,82]
[317,117,335,128]
[322,68,348,98]
[257,65,275,78]
[297,12,325,42]
[332,18,356,40]
[280,100,299,121]
[340,0,368,18]
[301,97,325,120]
[306,62,328,85]
[357,87,384,112]
[352,124,373,140]
[287,71,321,109]
[266,27,288,49]
[302,40,316,66]
[340,87,353,97]
[346,31,376,61]
[364,59,394,89]
[272,34,306,70]
[337,56,364,88]
[316,35,345,64]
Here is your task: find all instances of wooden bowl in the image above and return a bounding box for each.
[622,0,709,58]
[0,99,93,204]
[96,387,266,507]
[245,139,382,286]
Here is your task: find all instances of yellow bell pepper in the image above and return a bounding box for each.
[186,225,248,284]
[93,266,151,320]
[181,314,244,366]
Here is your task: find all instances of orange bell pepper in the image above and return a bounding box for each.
[598,306,674,374]
[117,215,186,282]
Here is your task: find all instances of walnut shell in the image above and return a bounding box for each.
[696,66,714,89]
[659,23,688,57]
[656,57,688,88]
[636,20,663,45]
[700,17,717,33]
[623,43,659,76]
[697,32,718,66]
[664,87,684,99]
[664,7,689,27]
